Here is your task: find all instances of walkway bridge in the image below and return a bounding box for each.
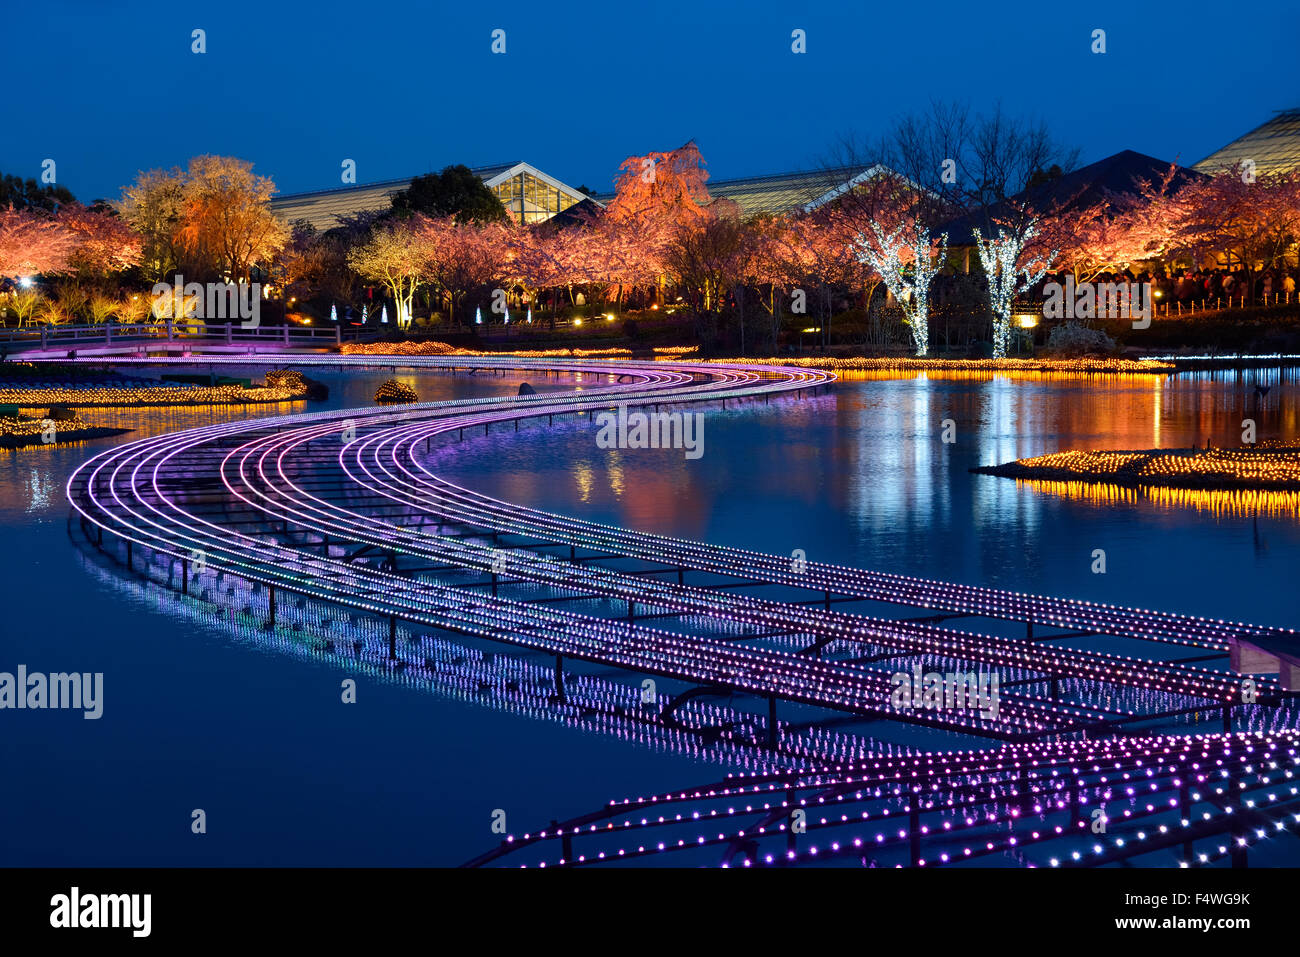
[49,352,1300,867]
[2,321,372,358]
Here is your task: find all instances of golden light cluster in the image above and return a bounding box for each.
[374,379,418,403]
[0,376,310,408]
[264,369,307,391]
[342,340,466,357]
[1008,450,1151,476]
[0,412,125,449]
[337,342,1170,372]
[0,414,86,439]
[987,444,1300,492]
[832,369,1157,384]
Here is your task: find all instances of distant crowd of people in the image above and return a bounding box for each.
[1058,267,1299,306]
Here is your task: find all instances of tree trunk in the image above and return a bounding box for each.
[737,284,745,356]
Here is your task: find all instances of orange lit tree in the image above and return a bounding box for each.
[0,205,79,278]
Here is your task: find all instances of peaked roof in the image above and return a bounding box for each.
[271,161,590,231]
[591,164,885,219]
[1195,109,1300,177]
[536,197,604,232]
[939,150,1203,241]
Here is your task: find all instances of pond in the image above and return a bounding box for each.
[2,363,1296,865]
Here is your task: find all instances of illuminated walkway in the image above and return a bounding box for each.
[63,355,1297,745]
[465,730,1300,868]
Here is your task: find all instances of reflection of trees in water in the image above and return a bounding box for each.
[77,402,303,441]
[24,467,54,511]
[0,460,59,512]
[831,368,1300,451]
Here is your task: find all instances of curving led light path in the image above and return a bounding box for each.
[72,358,1291,653]
[465,729,1300,868]
[58,353,1300,864]
[73,540,916,777]
[65,356,1295,732]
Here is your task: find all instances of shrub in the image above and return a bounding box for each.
[1046,321,1116,356]
[9,290,42,326]
[374,379,418,404]
[35,297,71,326]
[88,294,118,324]
[117,295,152,323]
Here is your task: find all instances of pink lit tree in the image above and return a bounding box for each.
[59,204,144,276]
[1172,167,1300,299]
[0,205,79,279]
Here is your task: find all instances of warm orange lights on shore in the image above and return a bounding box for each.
[0,372,311,408]
[340,342,699,360]
[336,343,1177,375]
[705,356,1175,374]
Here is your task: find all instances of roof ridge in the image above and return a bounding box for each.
[273,163,521,202]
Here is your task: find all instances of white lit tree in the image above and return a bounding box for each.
[855,219,947,357]
[973,221,1056,358]
[347,221,425,329]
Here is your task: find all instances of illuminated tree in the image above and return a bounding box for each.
[605,141,713,230]
[1032,165,1186,282]
[87,292,118,324]
[856,220,948,356]
[0,205,78,278]
[739,214,807,347]
[59,204,144,276]
[780,207,883,348]
[661,212,775,351]
[419,217,512,323]
[347,219,427,328]
[116,293,151,323]
[279,223,362,315]
[602,141,718,297]
[116,167,187,279]
[1173,167,1300,299]
[500,222,569,314]
[975,219,1056,358]
[8,288,42,326]
[177,155,288,282]
[662,215,746,312]
[35,295,71,326]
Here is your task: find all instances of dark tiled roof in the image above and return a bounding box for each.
[940,150,1204,241]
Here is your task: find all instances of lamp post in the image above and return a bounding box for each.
[1015,312,1039,355]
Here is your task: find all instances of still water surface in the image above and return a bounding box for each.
[1,365,1296,865]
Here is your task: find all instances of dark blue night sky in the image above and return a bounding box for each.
[6,0,1300,202]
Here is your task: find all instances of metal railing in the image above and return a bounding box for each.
[0,320,367,349]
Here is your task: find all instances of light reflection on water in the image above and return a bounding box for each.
[439,367,1300,630]
[2,363,1298,866]
[10,363,1295,623]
